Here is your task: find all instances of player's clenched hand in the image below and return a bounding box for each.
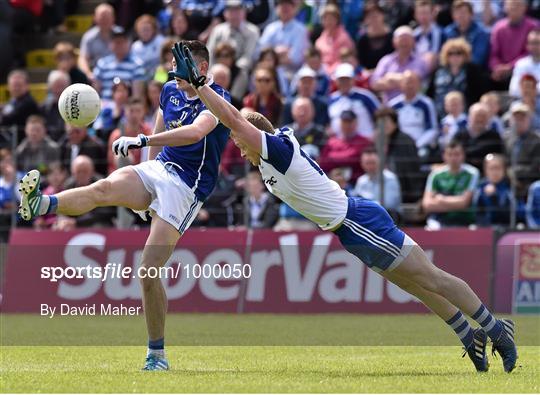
[112,134,149,157]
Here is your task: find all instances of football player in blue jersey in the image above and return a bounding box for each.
[18,40,231,371]
[172,45,518,374]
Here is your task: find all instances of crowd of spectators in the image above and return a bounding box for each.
[1,0,540,232]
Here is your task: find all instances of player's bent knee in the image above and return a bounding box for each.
[92,179,113,206]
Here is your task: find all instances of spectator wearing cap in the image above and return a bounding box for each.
[453,103,504,173]
[356,4,394,71]
[335,48,371,91]
[314,4,354,76]
[370,25,429,103]
[0,69,40,146]
[354,146,402,219]
[504,102,540,200]
[329,63,380,139]
[389,71,438,156]
[427,38,487,117]
[442,0,491,67]
[413,0,443,73]
[319,110,372,181]
[490,0,539,89]
[131,14,165,80]
[282,66,329,127]
[53,42,89,85]
[207,0,260,72]
[257,0,309,74]
[93,26,145,101]
[15,115,59,174]
[78,3,119,80]
[284,97,326,151]
[509,29,540,97]
[40,70,71,142]
[375,107,422,203]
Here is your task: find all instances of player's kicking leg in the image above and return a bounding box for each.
[18,167,151,220]
[382,271,489,372]
[392,245,518,373]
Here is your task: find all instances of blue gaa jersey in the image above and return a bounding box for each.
[157,78,230,201]
[259,127,348,230]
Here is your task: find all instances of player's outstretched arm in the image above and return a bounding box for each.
[196,85,263,155]
[173,43,263,154]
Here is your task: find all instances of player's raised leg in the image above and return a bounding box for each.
[392,244,518,372]
[382,270,489,372]
[18,166,151,220]
[139,215,180,371]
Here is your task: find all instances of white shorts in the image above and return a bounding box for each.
[132,160,203,233]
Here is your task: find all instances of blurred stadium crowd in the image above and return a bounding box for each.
[0,0,539,236]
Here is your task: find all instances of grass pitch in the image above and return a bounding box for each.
[1,314,539,393]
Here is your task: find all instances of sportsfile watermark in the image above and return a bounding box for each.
[40,262,252,282]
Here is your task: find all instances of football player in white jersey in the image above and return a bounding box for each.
[173,45,518,373]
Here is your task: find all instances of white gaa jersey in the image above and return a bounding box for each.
[259,127,348,230]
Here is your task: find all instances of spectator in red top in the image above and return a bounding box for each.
[489,0,540,89]
[243,66,283,126]
[319,110,372,181]
[107,98,151,175]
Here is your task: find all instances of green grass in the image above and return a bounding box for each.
[1,314,539,393]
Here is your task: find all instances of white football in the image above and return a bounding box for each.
[58,83,101,127]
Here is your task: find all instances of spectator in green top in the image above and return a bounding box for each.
[422,140,479,229]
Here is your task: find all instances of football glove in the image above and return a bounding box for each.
[168,42,190,81]
[112,134,148,157]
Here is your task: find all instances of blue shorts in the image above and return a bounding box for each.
[333,197,415,272]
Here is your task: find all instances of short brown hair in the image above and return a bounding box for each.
[54,41,78,59]
[243,111,275,134]
[375,107,398,124]
[452,0,473,14]
[135,14,157,35]
[180,40,209,63]
[26,114,46,127]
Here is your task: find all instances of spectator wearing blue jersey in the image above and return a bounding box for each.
[304,47,331,97]
[93,26,145,100]
[474,154,513,226]
[328,63,380,139]
[443,0,490,67]
[413,0,443,73]
[526,180,540,228]
[440,91,468,149]
[180,0,224,42]
[389,71,438,157]
[257,0,309,74]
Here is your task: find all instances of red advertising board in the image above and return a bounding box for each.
[1,228,493,313]
[494,232,540,314]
